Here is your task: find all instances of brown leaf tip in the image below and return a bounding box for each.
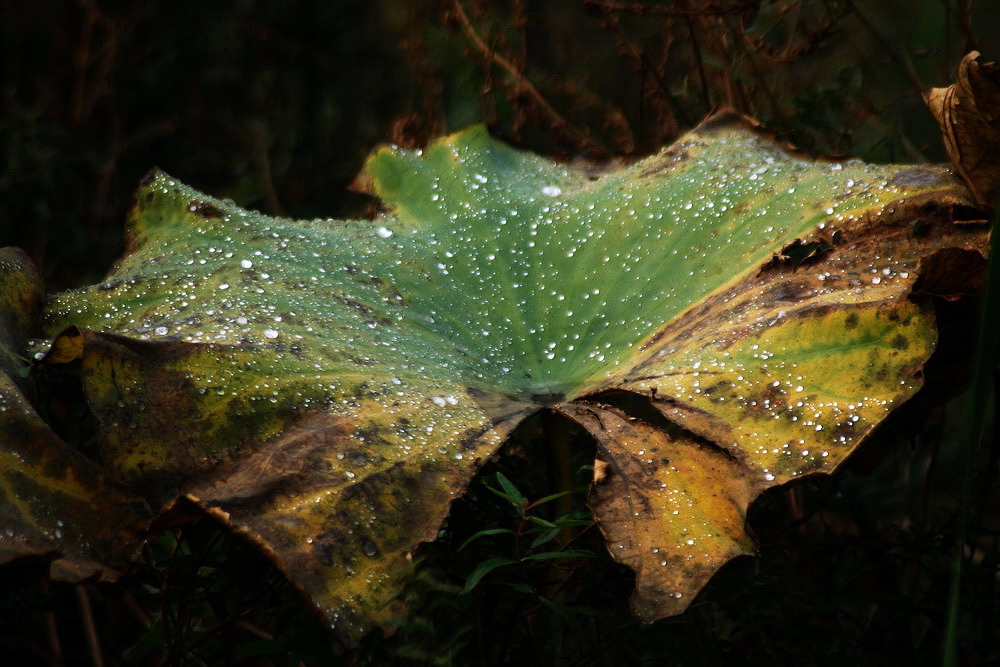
[926,51,1000,207]
[592,458,610,484]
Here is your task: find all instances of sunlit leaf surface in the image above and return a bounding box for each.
[29,112,988,637]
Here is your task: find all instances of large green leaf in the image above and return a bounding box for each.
[25,112,988,638]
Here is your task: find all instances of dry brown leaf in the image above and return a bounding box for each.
[925,51,1000,207]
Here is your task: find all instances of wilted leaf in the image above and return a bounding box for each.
[556,401,756,619]
[39,324,533,637]
[27,112,988,636]
[925,51,1000,207]
[0,248,147,581]
[0,248,42,382]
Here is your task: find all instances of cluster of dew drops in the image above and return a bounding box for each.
[32,133,931,576]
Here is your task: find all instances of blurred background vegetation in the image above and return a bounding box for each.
[1,0,999,664]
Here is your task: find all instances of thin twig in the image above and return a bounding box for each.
[175,606,256,661]
[235,619,274,640]
[851,4,925,94]
[865,114,927,163]
[683,11,712,110]
[160,528,183,664]
[250,120,285,216]
[75,586,104,667]
[701,11,743,109]
[595,8,679,143]
[40,575,61,667]
[581,0,757,17]
[513,0,528,135]
[957,0,975,56]
[451,0,605,154]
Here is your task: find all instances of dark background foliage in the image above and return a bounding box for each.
[1,0,999,664]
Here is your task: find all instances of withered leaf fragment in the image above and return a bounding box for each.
[925,51,1000,207]
[0,248,148,581]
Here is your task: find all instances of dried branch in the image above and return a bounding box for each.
[741,3,844,63]
[581,0,757,17]
[75,586,104,667]
[594,8,681,141]
[451,0,606,154]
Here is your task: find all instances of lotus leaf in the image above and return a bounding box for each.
[2,111,988,638]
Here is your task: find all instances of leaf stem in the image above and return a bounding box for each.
[942,204,999,666]
[544,408,575,544]
[75,585,104,667]
[40,573,61,667]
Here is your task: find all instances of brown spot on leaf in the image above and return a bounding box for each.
[188,201,226,218]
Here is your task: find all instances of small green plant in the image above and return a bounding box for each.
[459,471,595,594]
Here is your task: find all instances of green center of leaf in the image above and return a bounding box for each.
[47,123,933,403]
